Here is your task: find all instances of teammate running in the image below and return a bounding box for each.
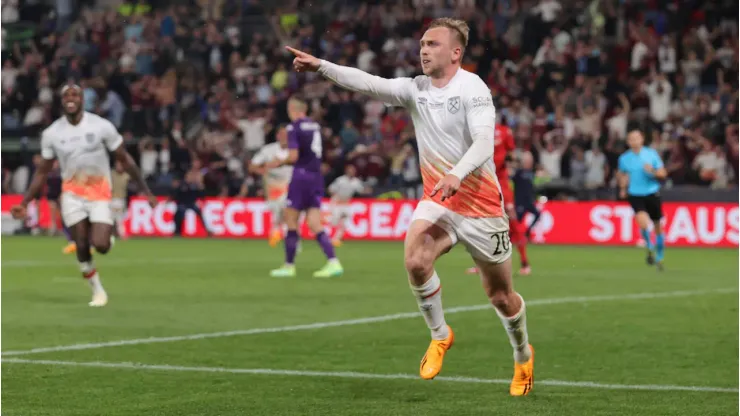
[11,85,157,306]
[466,121,531,276]
[617,129,667,270]
[248,126,293,247]
[268,97,343,279]
[286,17,534,395]
[328,164,367,247]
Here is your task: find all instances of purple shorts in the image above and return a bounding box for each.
[286,169,324,211]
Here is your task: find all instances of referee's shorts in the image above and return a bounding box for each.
[627,193,663,221]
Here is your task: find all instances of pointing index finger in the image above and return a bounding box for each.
[285,46,305,57]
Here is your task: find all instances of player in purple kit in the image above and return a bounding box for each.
[268,97,344,278]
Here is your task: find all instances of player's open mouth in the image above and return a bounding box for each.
[422,60,430,65]
[65,102,76,110]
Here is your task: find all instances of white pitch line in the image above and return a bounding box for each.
[2,257,236,268]
[2,288,735,357]
[2,358,736,394]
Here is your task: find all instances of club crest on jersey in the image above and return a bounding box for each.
[447,96,461,114]
[85,133,95,143]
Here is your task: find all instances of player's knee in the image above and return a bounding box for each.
[489,289,514,311]
[404,250,434,280]
[92,236,111,254]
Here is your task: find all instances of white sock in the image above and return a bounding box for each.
[494,293,531,363]
[80,261,105,294]
[410,271,449,340]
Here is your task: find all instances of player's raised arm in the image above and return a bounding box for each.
[449,87,496,180]
[285,46,414,108]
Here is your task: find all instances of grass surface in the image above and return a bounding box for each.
[2,237,738,415]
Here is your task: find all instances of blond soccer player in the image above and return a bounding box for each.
[246,125,293,246]
[11,85,157,307]
[286,18,534,396]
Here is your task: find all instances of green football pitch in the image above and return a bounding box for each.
[2,237,738,415]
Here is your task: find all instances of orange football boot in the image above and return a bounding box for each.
[62,242,77,254]
[268,229,283,247]
[420,325,454,380]
[510,344,534,396]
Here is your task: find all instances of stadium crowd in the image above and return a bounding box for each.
[2,0,738,200]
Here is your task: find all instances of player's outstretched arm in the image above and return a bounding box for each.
[11,158,54,219]
[113,145,158,208]
[285,46,413,107]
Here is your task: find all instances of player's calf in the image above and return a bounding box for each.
[476,258,533,394]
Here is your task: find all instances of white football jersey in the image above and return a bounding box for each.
[40,112,122,201]
[251,142,292,184]
[375,69,502,217]
[329,175,365,201]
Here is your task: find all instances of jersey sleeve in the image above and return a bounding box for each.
[652,150,664,169]
[505,128,516,152]
[318,60,415,108]
[100,118,124,151]
[286,125,299,150]
[353,179,365,193]
[617,154,627,173]
[40,130,55,160]
[251,147,268,166]
[328,177,341,194]
[448,78,496,180]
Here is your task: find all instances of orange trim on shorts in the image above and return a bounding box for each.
[266,184,288,201]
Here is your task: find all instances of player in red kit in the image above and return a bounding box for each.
[466,121,531,275]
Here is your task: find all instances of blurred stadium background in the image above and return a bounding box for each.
[1,0,738,414]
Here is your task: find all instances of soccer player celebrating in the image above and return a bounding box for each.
[328,164,368,247]
[286,17,534,395]
[11,85,157,307]
[466,120,531,276]
[248,125,293,247]
[617,129,667,270]
[267,97,343,279]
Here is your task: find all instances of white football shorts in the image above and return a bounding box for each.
[331,203,352,226]
[411,200,512,264]
[61,192,114,226]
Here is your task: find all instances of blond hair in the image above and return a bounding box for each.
[428,18,470,53]
[287,96,308,112]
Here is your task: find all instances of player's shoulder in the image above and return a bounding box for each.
[458,69,490,93]
[42,117,66,137]
[646,147,662,158]
[86,112,117,130]
[297,117,320,131]
[84,111,107,124]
